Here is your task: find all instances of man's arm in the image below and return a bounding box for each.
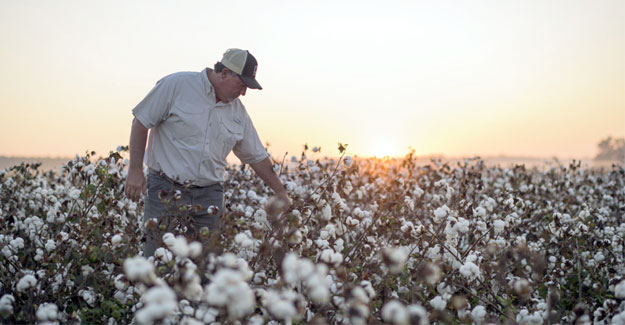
[249,157,291,208]
[125,118,149,201]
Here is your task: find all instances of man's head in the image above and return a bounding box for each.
[211,48,262,103]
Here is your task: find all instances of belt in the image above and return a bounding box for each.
[149,168,203,188]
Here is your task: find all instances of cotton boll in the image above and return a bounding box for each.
[0,294,15,315]
[429,295,447,311]
[381,247,408,274]
[154,248,173,263]
[36,303,58,322]
[614,280,625,299]
[381,300,409,325]
[45,239,56,252]
[16,274,37,292]
[471,305,486,323]
[433,205,449,223]
[189,242,202,258]
[124,256,156,284]
[135,286,178,324]
[406,304,429,325]
[168,236,190,258]
[111,234,122,246]
[459,262,480,280]
[493,219,506,235]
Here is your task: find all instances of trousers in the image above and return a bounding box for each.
[143,170,223,257]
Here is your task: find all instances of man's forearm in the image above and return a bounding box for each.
[129,118,149,171]
[250,157,286,195]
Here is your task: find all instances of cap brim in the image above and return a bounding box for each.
[240,75,262,90]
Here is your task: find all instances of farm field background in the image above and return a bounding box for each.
[0,147,624,324]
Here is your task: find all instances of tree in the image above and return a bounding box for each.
[594,136,625,162]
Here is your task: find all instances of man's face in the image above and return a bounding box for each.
[216,70,247,103]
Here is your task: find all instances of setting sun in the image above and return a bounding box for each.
[369,139,399,158]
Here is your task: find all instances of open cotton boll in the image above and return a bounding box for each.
[319,248,343,266]
[111,234,123,246]
[430,295,447,311]
[471,305,486,323]
[614,280,625,299]
[381,300,409,325]
[406,304,429,325]
[135,286,178,324]
[459,261,480,280]
[433,205,449,223]
[493,219,506,235]
[16,274,37,292]
[36,303,58,322]
[0,294,15,314]
[168,236,190,258]
[123,256,156,284]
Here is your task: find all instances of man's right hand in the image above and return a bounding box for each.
[125,168,146,202]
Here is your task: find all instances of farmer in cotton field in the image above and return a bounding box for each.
[124,48,290,257]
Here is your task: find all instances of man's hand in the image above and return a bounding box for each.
[275,190,292,210]
[125,168,146,201]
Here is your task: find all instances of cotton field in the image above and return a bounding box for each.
[0,147,624,324]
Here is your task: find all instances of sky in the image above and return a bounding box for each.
[0,0,623,160]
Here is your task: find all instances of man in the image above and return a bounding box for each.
[124,48,290,257]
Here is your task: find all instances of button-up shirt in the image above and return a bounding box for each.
[132,68,268,186]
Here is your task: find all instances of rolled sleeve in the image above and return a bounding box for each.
[132,77,175,129]
[233,115,268,164]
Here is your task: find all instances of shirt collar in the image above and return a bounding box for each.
[201,68,214,99]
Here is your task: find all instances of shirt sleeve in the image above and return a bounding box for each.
[132,76,176,129]
[233,112,269,164]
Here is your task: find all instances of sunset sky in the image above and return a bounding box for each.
[1,0,623,160]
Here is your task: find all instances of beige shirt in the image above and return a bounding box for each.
[133,68,268,186]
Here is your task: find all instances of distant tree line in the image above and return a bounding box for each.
[594,136,624,162]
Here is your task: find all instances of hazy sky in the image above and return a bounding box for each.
[1,0,623,159]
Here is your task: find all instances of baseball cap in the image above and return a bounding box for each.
[220,48,262,90]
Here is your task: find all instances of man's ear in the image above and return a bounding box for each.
[221,68,231,79]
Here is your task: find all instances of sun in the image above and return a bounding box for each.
[370,139,398,158]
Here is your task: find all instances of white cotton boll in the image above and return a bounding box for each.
[319,249,343,266]
[473,206,486,218]
[10,237,24,251]
[136,286,178,324]
[0,294,15,314]
[308,284,330,305]
[361,280,376,299]
[493,219,506,234]
[433,205,449,223]
[16,274,37,292]
[459,262,480,280]
[36,303,58,322]
[162,233,176,247]
[79,289,96,306]
[455,217,470,233]
[247,190,258,201]
[114,274,128,291]
[382,247,408,274]
[69,188,81,200]
[614,280,625,299]
[45,239,56,252]
[351,286,370,304]
[406,304,429,325]
[189,242,202,258]
[235,233,253,249]
[111,234,122,246]
[343,155,353,166]
[123,256,156,283]
[613,310,625,324]
[322,204,332,221]
[381,300,408,325]
[169,236,190,258]
[154,248,173,263]
[334,238,344,253]
[471,305,486,323]
[429,295,447,311]
[81,265,94,276]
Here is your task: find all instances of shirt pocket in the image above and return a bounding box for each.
[169,102,203,144]
[217,116,244,160]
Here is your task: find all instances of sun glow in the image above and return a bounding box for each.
[369,139,399,158]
